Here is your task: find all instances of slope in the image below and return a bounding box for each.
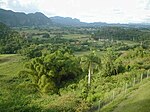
[0,54,40,112]
[112,80,150,112]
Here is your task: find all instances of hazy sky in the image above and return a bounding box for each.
[0,0,150,23]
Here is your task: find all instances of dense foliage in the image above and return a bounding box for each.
[0,22,25,54]
[92,27,150,41]
[20,50,83,94]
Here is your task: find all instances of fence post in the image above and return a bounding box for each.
[125,82,128,95]
[141,73,143,82]
[98,100,101,112]
[133,77,136,86]
[147,70,149,79]
[112,91,115,100]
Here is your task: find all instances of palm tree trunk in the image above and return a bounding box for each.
[88,65,91,86]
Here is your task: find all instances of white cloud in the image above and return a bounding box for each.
[0,0,39,13]
[0,0,150,23]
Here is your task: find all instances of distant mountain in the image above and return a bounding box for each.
[0,9,52,27]
[50,16,108,27]
[50,16,86,26]
[0,8,150,28]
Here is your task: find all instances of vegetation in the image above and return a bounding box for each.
[20,49,83,94]
[0,22,150,112]
[0,22,25,54]
[91,27,150,41]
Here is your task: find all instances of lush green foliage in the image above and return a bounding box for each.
[0,23,25,54]
[20,50,83,94]
[92,27,150,41]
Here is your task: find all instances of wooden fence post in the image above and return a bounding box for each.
[133,77,136,86]
[125,83,128,95]
[112,91,115,100]
[147,70,149,79]
[141,73,143,82]
[98,100,101,112]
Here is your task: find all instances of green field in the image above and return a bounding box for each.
[63,34,90,40]
[0,54,24,76]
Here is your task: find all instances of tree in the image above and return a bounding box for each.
[101,48,119,77]
[19,44,42,59]
[81,51,101,86]
[19,49,82,94]
[0,22,25,54]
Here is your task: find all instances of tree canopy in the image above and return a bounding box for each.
[0,22,25,54]
[20,50,83,94]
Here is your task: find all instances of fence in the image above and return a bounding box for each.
[96,69,150,112]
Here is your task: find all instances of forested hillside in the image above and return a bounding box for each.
[1,8,150,28]
[0,9,52,27]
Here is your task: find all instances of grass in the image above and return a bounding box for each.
[0,54,24,77]
[99,79,150,112]
[62,34,90,41]
[0,54,24,91]
[0,54,43,112]
[112,80,150,112]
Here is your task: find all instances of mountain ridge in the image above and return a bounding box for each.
[0,8,150,28]
[0,8,52,27]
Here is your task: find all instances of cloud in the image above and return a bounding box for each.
[145,0,150,10]
[0,0,6,8]
[0,0,39,13]
[144,15,150,22]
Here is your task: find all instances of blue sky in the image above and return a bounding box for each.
[0,0,150,23]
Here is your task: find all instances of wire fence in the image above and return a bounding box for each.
[96,69,150,112]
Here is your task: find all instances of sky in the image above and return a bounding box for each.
[0,0,150,23]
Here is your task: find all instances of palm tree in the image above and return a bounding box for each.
[81,51,101,86]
